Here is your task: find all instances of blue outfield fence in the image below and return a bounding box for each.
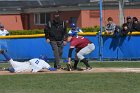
[0,34,139,61]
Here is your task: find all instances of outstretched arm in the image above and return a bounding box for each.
[43,62,57,71]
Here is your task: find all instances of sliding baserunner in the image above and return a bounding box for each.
[0,50,56,73]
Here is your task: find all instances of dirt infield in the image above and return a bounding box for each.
[0,67,140,75]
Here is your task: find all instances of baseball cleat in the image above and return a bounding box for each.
[67,64,72,71]
[57,65,62,69]
[72,66,84,71]
[54,65,61,69]
[84,67,92,71]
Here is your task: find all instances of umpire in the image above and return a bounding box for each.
[44,13,67,69]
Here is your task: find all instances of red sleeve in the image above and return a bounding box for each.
[70,40,77,47]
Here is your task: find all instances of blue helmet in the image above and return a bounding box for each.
[39,55,49,62]
[70,23,76,28]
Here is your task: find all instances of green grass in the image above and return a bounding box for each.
[0,73,140,93]
[0,62,140,93]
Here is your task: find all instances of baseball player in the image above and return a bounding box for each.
[68,23,83,37]
[0,25,9,36]
[0,50,56,73]
[67,35,95,71]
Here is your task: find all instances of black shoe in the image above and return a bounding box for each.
[67,64,72,71]
[57,65,61,69]
[72,66,77,70]
[54,64,61,69]
[72,66,84,71]
[84,67,92,71]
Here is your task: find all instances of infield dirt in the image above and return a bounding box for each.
[0,67,140,75]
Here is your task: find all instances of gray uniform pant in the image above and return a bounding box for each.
[50,41,63,68]
[77,43,95,60]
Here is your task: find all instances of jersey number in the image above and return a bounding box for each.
[35,60,39,64]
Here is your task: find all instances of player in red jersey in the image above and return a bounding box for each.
[67,35,95,71]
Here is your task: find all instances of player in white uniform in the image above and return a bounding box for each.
[68,23,83,37]
[0,50,56,73]
[0,25,9,36]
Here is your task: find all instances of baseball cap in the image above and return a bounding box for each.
[70,23,76,28]
[126,16,131,20]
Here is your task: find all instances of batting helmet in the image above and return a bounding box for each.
[39,55,49,62]
[70,23,76,28]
